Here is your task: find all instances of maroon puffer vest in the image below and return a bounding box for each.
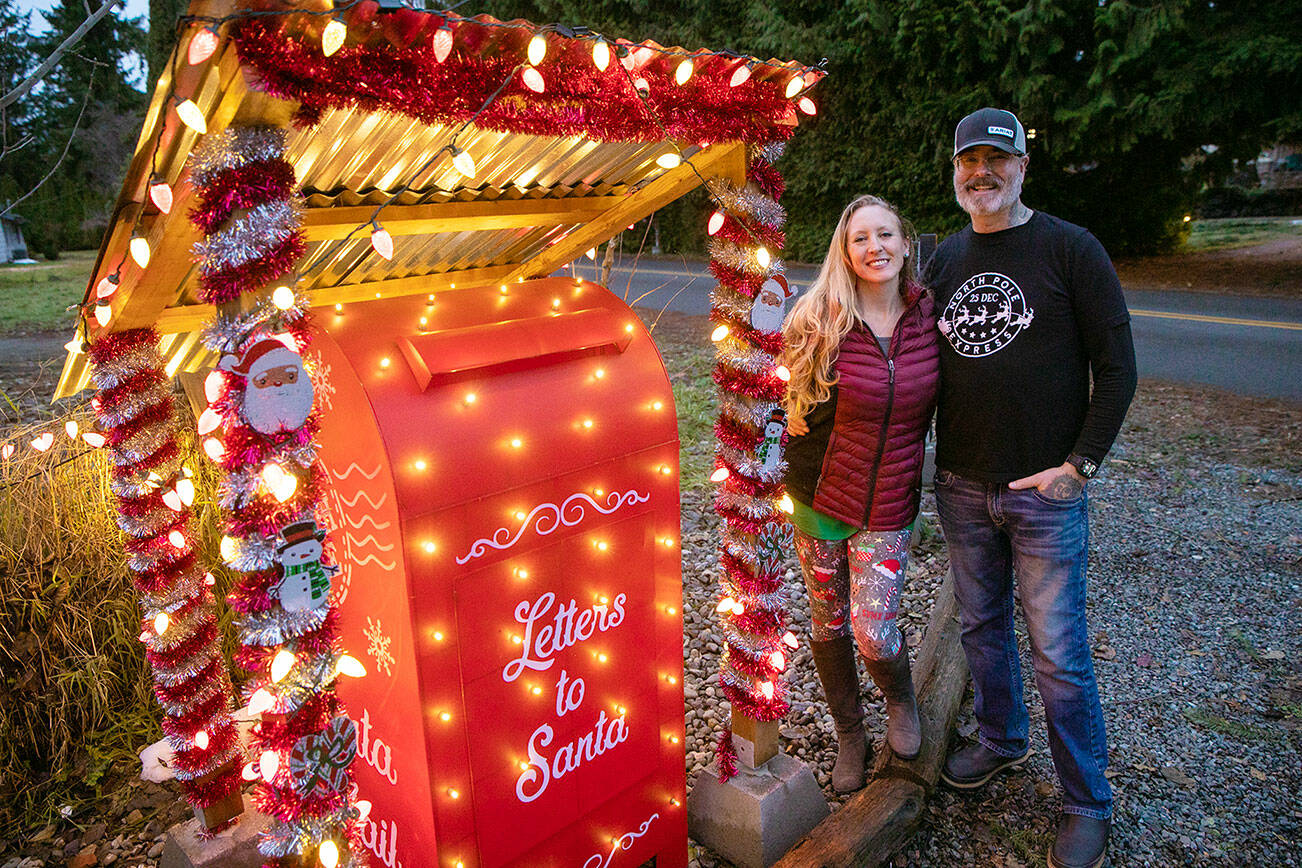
[787,288,939,531]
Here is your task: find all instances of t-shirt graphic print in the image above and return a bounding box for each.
[936,271,1034,358]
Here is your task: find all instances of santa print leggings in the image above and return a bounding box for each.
[792,526,912,660]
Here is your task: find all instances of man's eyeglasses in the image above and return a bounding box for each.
[953,152,1020,172]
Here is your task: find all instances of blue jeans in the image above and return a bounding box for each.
[934,468,1111,820]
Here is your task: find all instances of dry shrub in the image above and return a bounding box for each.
[0,406,233,837]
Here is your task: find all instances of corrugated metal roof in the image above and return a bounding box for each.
[55,0,820,398]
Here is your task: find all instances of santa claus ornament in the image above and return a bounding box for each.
[223,337,314,435]
[274,519,340,612]
[750,274,796,333]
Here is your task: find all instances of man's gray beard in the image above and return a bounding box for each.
[244,382,315,434]
[954,171,1024,218]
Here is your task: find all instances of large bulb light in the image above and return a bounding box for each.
[175,98,207,134]
[522,66,545,93]
[527,33,547,65]
[130,236,151,268]
[656,152,681,170]
[675,58,694,85]
[707,211,725,235]
[335,654,367,678]
[187,26,219,65]
[96,274,119,299]
[271,285,295,310]
[370,224,394,260]
[729,62,752,87]
[592,40,610,71]
[434,26,453,62]
[756,246,772,268]
[247,688,276,716]
[319,841,340,868]
[259,750,279,781]
[452,147,477,178]
[148,177,173,214]
[271,649,296,683]
[321,17,347,57]
[785,74,804,98]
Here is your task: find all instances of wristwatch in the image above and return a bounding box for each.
[1066,453,1098,479]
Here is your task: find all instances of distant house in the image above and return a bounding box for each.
[1256,144,1302,190]
[0,207,29,263]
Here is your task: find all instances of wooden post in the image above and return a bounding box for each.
[732,713,780,768]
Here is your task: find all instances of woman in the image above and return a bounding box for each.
[782,194,938,792]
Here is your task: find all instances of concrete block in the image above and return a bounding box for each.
[687,753,830,868]
[161,796,271,868]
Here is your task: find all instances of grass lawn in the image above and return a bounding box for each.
[1184,215,1302,252]
[0,250,96,334]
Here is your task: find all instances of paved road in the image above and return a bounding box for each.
[576,259,1302,403]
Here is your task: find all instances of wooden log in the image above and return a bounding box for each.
[773,570,969,867]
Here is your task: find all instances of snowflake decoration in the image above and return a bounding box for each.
[307,353,337,412]
[364,616,394,676]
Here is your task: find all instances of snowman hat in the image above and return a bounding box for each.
[225,337,300,377]
[277,519,326,551]
[768,408,786,425]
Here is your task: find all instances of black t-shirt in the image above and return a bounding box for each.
[924,211,1137,482]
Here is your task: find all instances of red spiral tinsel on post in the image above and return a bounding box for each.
[706,145,794,779]
[86,328,243,822]
[190,126,365,867]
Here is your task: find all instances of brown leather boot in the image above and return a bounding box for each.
[862,647,922,760]
[810,636,869,792]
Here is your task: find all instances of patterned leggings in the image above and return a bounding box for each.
[792,526,912,660]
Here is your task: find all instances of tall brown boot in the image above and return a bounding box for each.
[810,636,869,792]
[862,646,922,760]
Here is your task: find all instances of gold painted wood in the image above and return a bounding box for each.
[501,141,748,284]
[153,264,519,334]
[732,714,780,767]
[299,198,617,241]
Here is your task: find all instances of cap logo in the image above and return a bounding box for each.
[987,125,1015,138]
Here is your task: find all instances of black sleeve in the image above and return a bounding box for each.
[1069,231,1137,464]
[1071,320,1137,463]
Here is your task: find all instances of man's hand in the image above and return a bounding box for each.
[1008,462,1085,499]
[787,414,809,436]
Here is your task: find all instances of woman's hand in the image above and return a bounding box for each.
[787,414,809,436]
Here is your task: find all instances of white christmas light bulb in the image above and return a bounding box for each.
[729,63,752,87]
[175,476,195,507]
[452,147,477,178]
[522,66,545,93]
[247,688,276,715]
[798,97,817,116]
[261,463,298,502]
[193,729,209,750]
[82,432,106,448]
[585,248,597,260]
[149,178,173,214]
[168,530,186,548]
[527,33,547,65]
[370,224,394,260]
[656,152,681,170]
[204,437,225,462]
[197,407,222,435]
[203,370,225,403]
[335,654,367,678]
[778,493,794,513]
[716,597,736,613]
[675,58,694,85]
[711,324,729,342]
[175,99,207,134]
[96,274,119,299]
[775,365,791,382]
[756,246,771,268]
[154,612,170,635]
[219,534,237,562]
[271,285,295,309]
[259,749,279,781]
[769,650,786,670]
[162,488,183,512]
[710,467,730,482]
[130,236,151,268]
[707,211,725,235]
[94,304,112,327]
[271,649,296,683]
[760,681,775,699]
[321,17,347,57]
[64,420,78,439]
[319,840,340,868]
[241,761,259,781]
[434,26,453,62]
[783,631,799,649]
[785,74,803,98]
[592,40,611,71]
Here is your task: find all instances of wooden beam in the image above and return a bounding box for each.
[502,141,748,283]
[773,571,968,868]
[299,198,617,241]
[153,264,519,334]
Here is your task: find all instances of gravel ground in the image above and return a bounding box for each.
[2,323,1300,867]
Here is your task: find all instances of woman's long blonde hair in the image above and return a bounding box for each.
[782,194,918,423]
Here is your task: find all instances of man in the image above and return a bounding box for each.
[923,108,1137,868]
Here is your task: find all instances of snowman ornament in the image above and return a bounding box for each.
[273,519,340,613]
[750,274,797,334]
[756,408,787,473]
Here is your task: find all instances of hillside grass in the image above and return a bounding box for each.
[0,251,96,335]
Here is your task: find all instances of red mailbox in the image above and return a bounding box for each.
[312,276,686,868]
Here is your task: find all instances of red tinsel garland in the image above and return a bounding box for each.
[190,160,298,235]
[230,12,802,145]
[197,234,306,304]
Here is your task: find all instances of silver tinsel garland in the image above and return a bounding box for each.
[150,635,225,688]
[236,607,332,649]
[259,807,363,860]
[95,380,174,431]
[717,393,783,430]
[713,488,780,521]
[707,237,777,277]
[189,126,288,188]
[716,441,787,485]
[194,199,302,274]
[88,344,162,390]
[715,339,782,378]
[706,177,786,229]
